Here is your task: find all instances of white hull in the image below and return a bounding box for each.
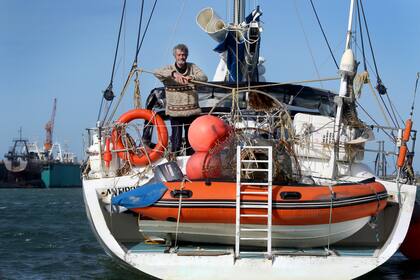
[82,175,417,279]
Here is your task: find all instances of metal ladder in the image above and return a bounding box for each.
[235,145,273,259]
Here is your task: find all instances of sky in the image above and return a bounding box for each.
[1,0,419,173]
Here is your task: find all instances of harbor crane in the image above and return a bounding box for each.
[44,98,57,154]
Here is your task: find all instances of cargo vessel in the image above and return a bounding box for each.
[1,133,81,188]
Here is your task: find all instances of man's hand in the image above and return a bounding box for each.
[173,72,191,85]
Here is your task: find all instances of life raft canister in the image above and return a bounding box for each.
[112,109,168,166]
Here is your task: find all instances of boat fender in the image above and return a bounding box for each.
[397,145,408,168]
[103,137,112,168]
[402,119,413,142]
[397,119,413,168]
[280,192,302,200]
[170,189,193,199]
[112,109,168,166]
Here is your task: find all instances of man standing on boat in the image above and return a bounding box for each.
[154,44,207,157]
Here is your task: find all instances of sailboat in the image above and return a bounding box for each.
[82,1,418,279]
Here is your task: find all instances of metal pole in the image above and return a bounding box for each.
[344,0,356,50]
[235,145,241,258]
[233,0,245,25]
[326,0,356,179]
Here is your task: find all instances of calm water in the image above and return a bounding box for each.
[0,188,418,280]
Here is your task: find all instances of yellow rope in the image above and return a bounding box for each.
[133,68,142,109]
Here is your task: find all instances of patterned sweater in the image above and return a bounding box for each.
[154,63,208,117]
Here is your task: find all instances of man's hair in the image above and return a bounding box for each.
[173,44,189,56]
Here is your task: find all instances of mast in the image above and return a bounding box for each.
[233,0,245,25]
[344,0,355,51]
[326,0,356,179]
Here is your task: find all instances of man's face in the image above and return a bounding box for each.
[174,49,187,68]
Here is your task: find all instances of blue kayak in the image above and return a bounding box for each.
[111,182,168,209]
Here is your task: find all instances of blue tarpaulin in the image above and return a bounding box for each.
[111,182,168,209]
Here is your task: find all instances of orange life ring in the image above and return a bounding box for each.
[112,109,168,166]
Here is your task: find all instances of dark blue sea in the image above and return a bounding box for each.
[0,188,419,280]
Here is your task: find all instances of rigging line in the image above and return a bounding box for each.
[359,0,379,78]
[293,0,323,88]
[359,0,400,128]
[366,79,393,129]
[139,68,339,90]
[98,0,126,123]
[384,88,402,127]
[353,41,378,80]
[358,1,400,127]
[410,72,420,119]
[356,100,394,141]
[379,93,398,128]
[122,8,127,83]
[110,0,127,86]
[319,38,345,68]
[353,41,404,125]
[102,100,114,125]
[226,0,230,23]
[166,0,187,55]
[356,0,367,71]
[106,67,137,125]
[236,26,240,89]
[234,29,241,122]
[308,0,339,69]
[360,1,399,124]
[135,0,158,58]
[390,98,405,125]
[96,96,105,122]
[134,0,145,64]
[237,76,340,90]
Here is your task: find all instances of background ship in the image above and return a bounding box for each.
[1,99,82,188]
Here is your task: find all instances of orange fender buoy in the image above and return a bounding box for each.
[397,118,413,168]
[112,109,168,166]
[103,137,112,168]
[188,115,231,152]
[403,119,413,142]
[186,152,222,180]
[400,201,420,260]
[397,145,408,168]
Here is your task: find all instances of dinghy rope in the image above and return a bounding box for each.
[174,178,188,250]
[327,183,334,254]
